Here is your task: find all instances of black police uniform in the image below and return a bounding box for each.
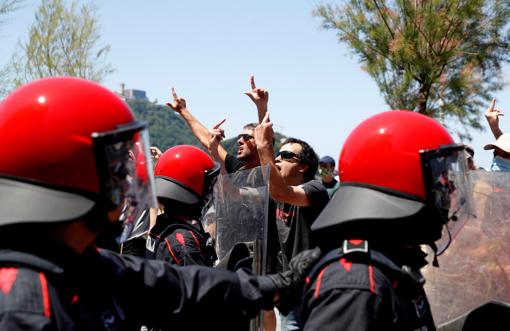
[0,235,275,330]
[147,218,216,267]
[302,240,436,331]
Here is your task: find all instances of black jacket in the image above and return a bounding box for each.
[0,237,275,330]
[302,241,436,331]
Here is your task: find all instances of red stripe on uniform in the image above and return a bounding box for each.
[314,266,329,299]
[339,258,352,272]
[165,238,181,264]
[0,267,18,295]
[175,233,186,246]
[368,265,375,294]
[188,231,202,252]
[38,273,51,318]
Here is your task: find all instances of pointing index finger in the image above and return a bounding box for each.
[213,118,226,129]
[262,111,270,123]
[250,75,256,90]
[171,87,178,101]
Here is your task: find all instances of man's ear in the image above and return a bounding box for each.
[298,163,309,175]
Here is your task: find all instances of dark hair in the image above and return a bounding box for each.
[243,122,275,145]
[282,137,319,181]
[243,123,258,130]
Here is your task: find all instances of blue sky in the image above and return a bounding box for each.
[2,0,510,169]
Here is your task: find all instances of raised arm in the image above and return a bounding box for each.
[254,113,311,206]
[485,98,504,139]
[244,75,269,123]
[166,88,228,164]
[208,118,229,174]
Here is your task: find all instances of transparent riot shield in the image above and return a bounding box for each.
[423,171,510,326]
[213,165,269,276]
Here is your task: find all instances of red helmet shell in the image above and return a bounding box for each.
[154,145,217,200]
[339,110,454,199]
[0,77,134,194]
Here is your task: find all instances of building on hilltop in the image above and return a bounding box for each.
[118,83,148,101]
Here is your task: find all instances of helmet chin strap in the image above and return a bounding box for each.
[428,209,455,268]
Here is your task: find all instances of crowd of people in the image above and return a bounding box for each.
[0,75,508,330]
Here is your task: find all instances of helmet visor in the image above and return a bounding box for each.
[92,122,157,242]
[421,144,474,254]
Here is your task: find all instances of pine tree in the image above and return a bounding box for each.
[314,0,510,140]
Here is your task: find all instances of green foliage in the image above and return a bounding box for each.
[314,0,510,140]
[128,99,287,155]
[10,0,113,87]
[0,0,24,96]
[127,100,203,152]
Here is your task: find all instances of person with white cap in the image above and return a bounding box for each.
[484,99,510,171]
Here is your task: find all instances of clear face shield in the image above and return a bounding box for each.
[421,144,474,255]
[92,122,157,243]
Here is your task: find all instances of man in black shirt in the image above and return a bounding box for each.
[255,113,329,330]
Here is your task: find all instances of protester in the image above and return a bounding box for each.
[301,110,473,330]
[0,77,320,330]
[255,113,329,330]
[318,155,340,198]
[167,75,268,174]
[484,98,510,171]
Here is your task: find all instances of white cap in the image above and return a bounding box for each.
[484,133,510,153]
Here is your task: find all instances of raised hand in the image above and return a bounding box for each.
[244,75,269,109]
[166,87,187,113]
[208,118,226,151]
[485,98,504,139]
[150,146,162,160]
[485,98,504,122]
[254,112,274,148]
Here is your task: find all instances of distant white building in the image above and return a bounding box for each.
[118,83,148,101]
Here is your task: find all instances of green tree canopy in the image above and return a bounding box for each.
[10,0,112,87]
[314,0,510,140]
[0,0,24,96]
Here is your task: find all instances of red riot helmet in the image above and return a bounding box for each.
[154,145,220,206]
[0,77,157,239]
[312,110,473,252]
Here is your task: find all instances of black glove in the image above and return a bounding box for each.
[266,246,321,315]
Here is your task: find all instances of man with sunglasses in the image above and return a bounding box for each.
[255,113,330,330]
[0,77,322,330]
[300,110,474,330]
[167,75,267,174]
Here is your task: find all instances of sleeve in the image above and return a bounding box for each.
[99,250,277,329]
[0,268,54,331]
[157,229,209,266]
[0,312,52,331]
[225,153,245,173]
[302,180,330,207]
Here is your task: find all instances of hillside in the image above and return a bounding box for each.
[127,99,287,154]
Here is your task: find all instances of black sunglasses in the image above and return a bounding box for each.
[276,150,300,161]
[237,133,254,141]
